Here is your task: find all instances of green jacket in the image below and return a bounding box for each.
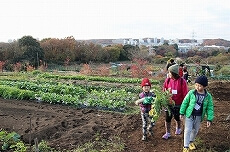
[180,89,214,122]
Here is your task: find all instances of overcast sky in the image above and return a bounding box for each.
[1,0,230,42]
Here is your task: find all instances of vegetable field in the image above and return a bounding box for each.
[0,72,229,152]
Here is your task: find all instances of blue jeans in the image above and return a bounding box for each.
[184,116,201,147]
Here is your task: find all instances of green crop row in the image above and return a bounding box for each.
[39,72,160,85]
[0,85,35,100]
[0,79,137,112]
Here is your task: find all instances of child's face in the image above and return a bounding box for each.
[195,83,205,93]
[142,85,151,92]
[168,71,173,78]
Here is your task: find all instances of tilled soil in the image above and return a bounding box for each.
[0,81,229,152]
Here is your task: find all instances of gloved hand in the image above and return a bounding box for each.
[143,96,155,104]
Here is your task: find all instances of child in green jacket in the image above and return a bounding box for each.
[180,76,214,152]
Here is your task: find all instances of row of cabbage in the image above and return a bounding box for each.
[39,72,160,84]
[0,79,139,112]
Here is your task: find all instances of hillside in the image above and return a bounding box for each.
[202,39,230,47]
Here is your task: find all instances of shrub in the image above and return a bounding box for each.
[96,64,110,76]
[33,140,55,152]
[80,64,92,75]
[216,65,230,76]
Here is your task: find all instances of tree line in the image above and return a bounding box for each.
[0,35,229,71]
[0,36,141,70]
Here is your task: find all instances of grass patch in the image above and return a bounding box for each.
[194,137,219,152]
[74,133,125,152]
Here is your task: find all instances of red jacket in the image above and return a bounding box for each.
[163,77,188,105]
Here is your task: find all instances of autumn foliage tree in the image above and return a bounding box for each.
[40,37,75,64]
[40,37,105,64]
[0,61,5,72]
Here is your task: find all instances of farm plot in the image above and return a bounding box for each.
[0,73,229,152]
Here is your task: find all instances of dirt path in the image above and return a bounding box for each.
[0,81,230,152]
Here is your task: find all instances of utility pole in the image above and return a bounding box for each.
[191,31,196,50]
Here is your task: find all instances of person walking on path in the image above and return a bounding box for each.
[135,78,156,141]
[180,75,214,152]
[182,66,189,83]
[162,64,188,140]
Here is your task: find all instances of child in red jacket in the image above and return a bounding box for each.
[162,64,188,139]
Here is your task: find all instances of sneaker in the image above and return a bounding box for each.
[162,132,171,139]
[142,135,147,141]
[183,147,189,152]
[189,142,196,150]
[175,128,182,135]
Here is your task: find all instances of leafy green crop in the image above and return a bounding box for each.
[0,130,27,151]
[150,88,174,121]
